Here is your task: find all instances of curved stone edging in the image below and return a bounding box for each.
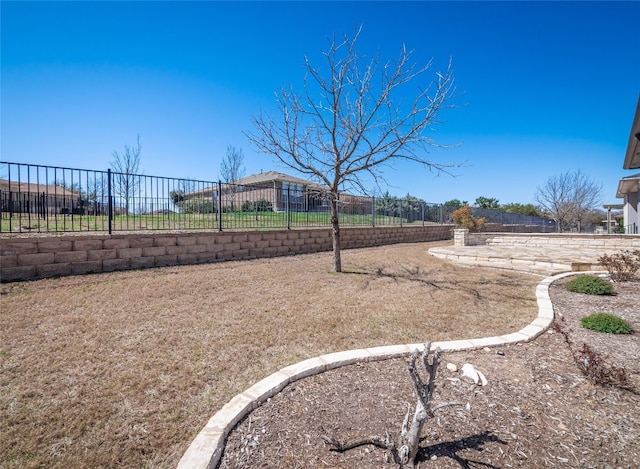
[177,271,582,469]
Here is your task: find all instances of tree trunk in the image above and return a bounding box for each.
[323,343,464,467]
[398,401,427,468]
[330,193,342,272]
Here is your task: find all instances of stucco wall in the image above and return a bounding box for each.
[623,191,639,234]
[0,225,453,282]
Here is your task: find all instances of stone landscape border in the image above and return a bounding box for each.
[177,271,581,469]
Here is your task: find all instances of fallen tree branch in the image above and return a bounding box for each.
[322,433,395,452]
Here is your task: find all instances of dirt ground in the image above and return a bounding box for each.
[219,279,640,469]
[1,240,637,468]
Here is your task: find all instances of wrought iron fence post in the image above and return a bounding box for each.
[286,186,291,230]
[217,180,223,232]
[40,192,45,219]
[371,195,375,227]
[399,199,403,227]
[107,168,113,234]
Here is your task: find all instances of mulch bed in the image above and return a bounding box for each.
[219,279,640,468]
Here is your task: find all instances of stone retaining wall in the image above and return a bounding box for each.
[0,225,453,282]
[456,230,640,249]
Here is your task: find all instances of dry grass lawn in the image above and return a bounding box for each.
[0,241,541,468]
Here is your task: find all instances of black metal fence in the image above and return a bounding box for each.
[471,208,557,232]
[1,161,557,234]
[0,161,454,234]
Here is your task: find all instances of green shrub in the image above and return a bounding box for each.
[178,198,215,214]
[580,313,632,334]
[241,199,273,212]
[565,275,613,295]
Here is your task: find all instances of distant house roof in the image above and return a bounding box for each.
[623,94,640,170]
[0,179,77,197]
[616,172,640,198]
[235,171,327,190]
[186,171,328,197]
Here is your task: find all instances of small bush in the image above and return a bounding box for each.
[576,343,628,387]
[241,200,254,212]
[451,205,486,232]
[598,250,640,282]
[581,313,632,334]
[179,199,215,214]
[553,320,629,388]
[565,275,613,295]
[242,199,273,212]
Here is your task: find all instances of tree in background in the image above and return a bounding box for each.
[376,191,401,217]
[85,175,108,214]
[170,178,200,212]
[535,170,602,232]
[111,135,142,214]
[220,145,246,212]
[443,199,468,210]
[375,192,426,222]
[247,27,459,272]
[54,175,108,215]
[570,170,603,232]
[53,180,87,214]
[442,199,468,222]
[474,196,500,209]
[501,202,541,217]
[404,193,426,223]
[220,145,246,184]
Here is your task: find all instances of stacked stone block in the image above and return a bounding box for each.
[480,233,640,250]
[1,225,452,282]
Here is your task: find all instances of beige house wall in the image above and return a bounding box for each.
[183,182,371,214]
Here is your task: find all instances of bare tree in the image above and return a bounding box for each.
[570,170,603,232]
[86,173,107,215]
[220,145,246,184]
[220,145,246,212]
[535,170,602,232]
[111,135,142,214]
[246,27,459,272]
[534,172,573,232]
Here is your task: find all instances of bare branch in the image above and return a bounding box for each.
[245,26,459,272]
[220,145,246,184]
[111,134,142,214]
[322,434,395,452]
[431,401,465,413]
[535,169,602,232]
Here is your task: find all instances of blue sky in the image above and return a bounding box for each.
[2,1,639,206]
